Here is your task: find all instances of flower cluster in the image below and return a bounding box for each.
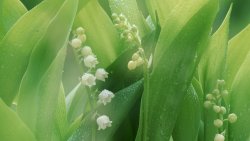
[70,27,114,130]
[111,13,152,71]
[204,80,237,141]
[111,13,141,45]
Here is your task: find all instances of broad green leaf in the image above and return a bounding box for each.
[66,83,88,123]
[17,0,78,138]
[226,24,250,88]
[0,0,69,105]
[54,84,69,141]
[145,0,209,26]
[172,86,200,141]
[74,0,122,68]
[229,48,250,140]
[198,6,231,141]
[108,0,150,37]
[0,0,27,40]
[0,99,37,141]
[68,80,143,141]
[136,0,218,140]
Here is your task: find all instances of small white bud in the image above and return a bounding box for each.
[95,68,108,81]
[206,94,214,100]
[214,119,223,128]
[119,14,126,21]
[111,13,118,19]
[81,46,93,57]
[132,53,140,61]
[96,115,112,130]
[222,90,228,96]
[76,27,85,35]
[220,106,227,114]
[98,89,115,105]
[138,48,144,54]
[77,34,86,42]
[228,113,237,123]
[213,89,220,95]
[126,33,133,42]
[214,134,225,141]
[128,61,136,70]
[136,57,144,66]
[84,55,98,68]
[204,101,212,109]
[217,79,225,86]
[71,38,82,48]
[213,105,221,113]
[81,73,96,87]
[131,25,138,33]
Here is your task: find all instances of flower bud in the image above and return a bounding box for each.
[71,38,82,48]
[204,101,212,109]
[228,113,237,123]
[136,57,144,66]
[132,53,140,61]
[128,61,136,70]
[214,134,225,141]
[76,27,85,35]
[214,119,223,128]
[213,105,221,113]
[131,25,138,33]
[77,34,86,42]
[81,46,93,57]
[222,90,228,96]
[206,94,214,100]
[220,106,227,114]
[111,13,118,19]
[217,79,225,86]
[213,89,220,95]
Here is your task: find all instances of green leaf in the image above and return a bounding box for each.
[198,6,231,141]
[54,84,69,141]
[0,99,37,141]
[136,0,218,140]
[108,0,150,37]
[66,83,88,123]
[0,0,27,40]
[68,80,143,141]
[229,45,250,140]
[0,0,71,105]
[226,24,250,88]
[172,86,201,141]
[145,0,210,26]
[74,0,122,68]
[16,0,78,139]
[21,0,43,10]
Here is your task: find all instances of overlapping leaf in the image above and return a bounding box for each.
[0,0,68,105]
[0,0,27,40]
[16,0,78,140]
[136,0,218,140]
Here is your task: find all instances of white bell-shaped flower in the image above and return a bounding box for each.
[96,115,112,130]
[71,38,82,48]
[228,113,237,123]
[84,55,98,68]
[81,46,93,57]
[95,68,108,81]
[76,27,85,35]
[214,134,225,141]
[98,89,114,105]
[81,73,96,87]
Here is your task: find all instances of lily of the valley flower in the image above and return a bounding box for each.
[96,115,112,130]
[81,46,93,57]
[214,134,225,141]
[81,73,96,87]
[84,55,98,68]
[71,38,82,48]
[98,89,114,105]
[95,68,108,81]
[228,113,238,123]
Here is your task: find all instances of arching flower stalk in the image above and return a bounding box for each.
[70,27,114,132]
[204,80,238,141]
